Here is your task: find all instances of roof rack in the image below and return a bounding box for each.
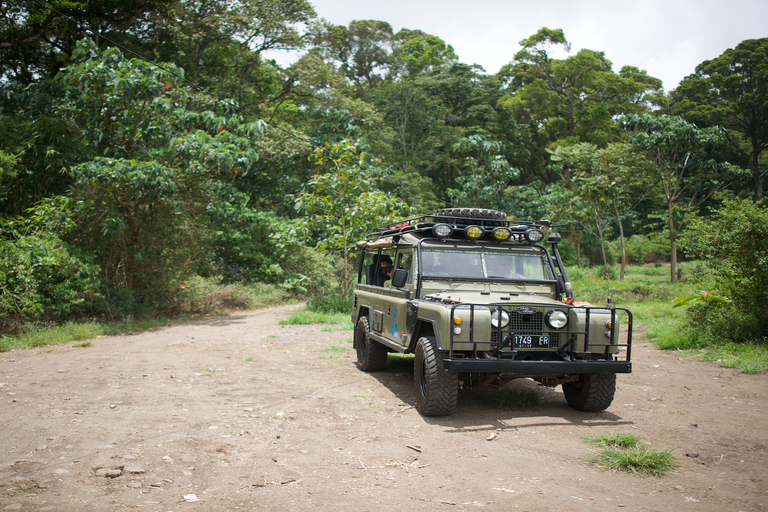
[366,214,552,242]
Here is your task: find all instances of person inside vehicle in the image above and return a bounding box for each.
[375,255,394,286]
[487,255,524,279]
[383,266,393,287]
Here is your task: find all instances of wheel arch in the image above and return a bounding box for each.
[353,307,371,349]
[409,318,440,352]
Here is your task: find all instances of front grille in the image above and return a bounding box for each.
[509,310,543,332]
[490,306,561,349]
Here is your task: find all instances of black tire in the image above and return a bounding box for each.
[433,208,507,227]
[414,336,458,416]
[354,316,388,371]
[562,373,616,412]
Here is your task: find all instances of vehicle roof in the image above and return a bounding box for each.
[356,214,554,250]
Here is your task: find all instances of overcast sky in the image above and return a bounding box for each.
[282,0,767,92]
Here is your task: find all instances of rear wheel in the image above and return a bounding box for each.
[562,373,616,412]
[414,336,458,416]
[354,316,388,371]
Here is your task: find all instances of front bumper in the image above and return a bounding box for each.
[442,359,631,374]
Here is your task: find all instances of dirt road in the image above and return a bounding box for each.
[1,304,766,511]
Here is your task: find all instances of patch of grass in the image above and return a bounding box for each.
[280,308,352,327]
[322,345,352,353]
[0,335,22,352]
[242,356,254,362]
[589,446,677,476]
[586,432,642,449]
[698,342,768,374]
[72,341,92,348]
[653,324,768,374]
[387,353,414,368]
[488,387,544,409]
[1,321,104,351]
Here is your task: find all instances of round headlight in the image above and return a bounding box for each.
[465,225,484,239]
[524,228,544,243]
[433,223,453,238]
[546,309,568,329]
[492,227,511,241]
[490,308,510,328]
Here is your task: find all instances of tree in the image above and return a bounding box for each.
[620,114,745,283]
[498,28,663,183]
[668,37,768,201]
[295,140,414,291]
[390,29,457,77]
[311,19,393,98]
[552,142,651,279]
[0,0,177,83]
[447,135,518,210]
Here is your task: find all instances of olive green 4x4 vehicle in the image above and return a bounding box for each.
[351,208,633,416]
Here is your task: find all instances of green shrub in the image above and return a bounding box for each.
[0,232,99,332]
[307,289,353,314]
[174,276,288,315]
[610,233,671,264]
[678,198,768,343]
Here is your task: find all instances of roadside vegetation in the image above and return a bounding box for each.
[0,280,293,352]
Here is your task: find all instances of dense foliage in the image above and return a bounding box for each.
[677,199,768,343]
[1,1,766,343]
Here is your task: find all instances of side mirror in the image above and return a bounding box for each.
[391,269,408,288]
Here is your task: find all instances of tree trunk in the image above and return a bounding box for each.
[613,200,626,282]
[668,197,677,283]
[573,229,582,268]
[752,148,763,202]
[596,219,608,272]
[341,214,349,292]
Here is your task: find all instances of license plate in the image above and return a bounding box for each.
[512,334,550,348]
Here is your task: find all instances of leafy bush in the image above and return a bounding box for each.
[307,289,353,314]
[174,276,288,315]
[678,198,768,343]
[609,233,671,264]
[0,232,99,332]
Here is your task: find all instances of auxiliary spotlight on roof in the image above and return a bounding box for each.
[524,228,544,243]
[465,225,484,239]
[492,227,511,241]
[432,223,453,238]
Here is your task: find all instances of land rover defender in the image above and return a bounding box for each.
[351,208,633,416]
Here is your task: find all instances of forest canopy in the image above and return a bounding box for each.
[1,0,766,334]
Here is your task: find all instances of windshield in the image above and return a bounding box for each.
[420,248,554,281]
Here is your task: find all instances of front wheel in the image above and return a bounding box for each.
[414,336,458,416]
[354,316,388,371]
[562,373,616,412]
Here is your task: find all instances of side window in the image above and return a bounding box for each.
[362,251,376,285]
[395,249,414,285]
[363,251,395,286]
